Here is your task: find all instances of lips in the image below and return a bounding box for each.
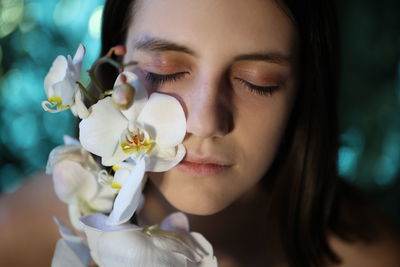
[176,153,233,176]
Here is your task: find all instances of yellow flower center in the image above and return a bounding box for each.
[121,131,153,154]
[111,181,122,189]
[48,96,70,110]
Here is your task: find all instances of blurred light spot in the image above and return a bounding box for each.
[0,164,22,194]
[19,3,39,33]
[19,18,36,33]
[24,141,49,169]
[53,0,81,26]
[1,65,45,114]
[338,128,363,180]
[1,69,33,111]
[0,0,24,38]
[88,5,103,39]
[42,111,75,144]
[9,114,39,150]
[1,69,24,110]
[374,156,396,186]
[338,147,358,180]
[21,30,50,62]
[374,132,400,186]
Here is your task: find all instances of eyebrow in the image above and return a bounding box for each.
[134,37,196,56]
[233,53,291,65]
[133,36,291,65]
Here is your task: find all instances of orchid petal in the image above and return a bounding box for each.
[72,90,89,119]
[80,213,140,267]
[63,135,80,146]
[44,56,68,96]
[79,97,127,158]
[112,166,131,188]
[68,203,84,231]
[137,93,186,148]
[41,101,66,113]
[52,161,98,203]
[101,142,130,166]
[52,218,91,267]
[117,71,148,122]
[106,159,146,225]
[72,44,85,67]
[80,213,139,232]
[54,218,80,243]
[52,239,89,267]
[80,217,103,266]
[96,231,187,267]
[160,212,190,233]
[146,144,186,172]
[46,144,81,174]
[152,233,202,263]
[53,79,77,106]
[88,186,116,213]
[187,233,218,267]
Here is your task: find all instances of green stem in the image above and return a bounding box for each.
[87,57,126,98]
[76,81,95,104]
[86,57,138,100]
[121,60,138,70]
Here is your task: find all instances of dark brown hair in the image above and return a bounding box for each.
[98,0,341,265]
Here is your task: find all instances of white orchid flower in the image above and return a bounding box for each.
[42,44,89,119]
[79,71,186,225]
[47,136,116,230]
[80,212,218,267]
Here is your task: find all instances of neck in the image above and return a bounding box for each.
[138,182,286,266]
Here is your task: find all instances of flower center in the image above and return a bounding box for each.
[121,129,153,155]
[48,96,70,110]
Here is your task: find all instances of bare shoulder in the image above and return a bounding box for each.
[329,226,400,267]
[0,172,69,266]
[327,184,400,267]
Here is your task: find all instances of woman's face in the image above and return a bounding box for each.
[124,0,298,215]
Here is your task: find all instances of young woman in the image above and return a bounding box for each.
[0,0,398,266]
[93,0,400,266]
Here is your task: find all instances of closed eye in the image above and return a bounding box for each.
[145,72,188,85]
[234,78,279,96]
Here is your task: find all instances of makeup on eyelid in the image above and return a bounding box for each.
[134,51,193,71]
[129,51,287,97]
[134,63,284,86]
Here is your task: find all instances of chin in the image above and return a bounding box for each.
[149,171,236,216]
[169,195,230,216]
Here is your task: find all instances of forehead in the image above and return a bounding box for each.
[128,0,297,59]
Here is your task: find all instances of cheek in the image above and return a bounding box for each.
[234,93,294,178]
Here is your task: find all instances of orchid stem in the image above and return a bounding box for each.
[76,81,95,104]
[87,57,120,97]
[122,61,138,70]
[86,57,138,100]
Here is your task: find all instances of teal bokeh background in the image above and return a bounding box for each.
[0,0,104,192]
[0,1,399,222]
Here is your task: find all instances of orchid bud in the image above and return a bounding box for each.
[113,45,126,56]
[106,45,127,57]
[112,81,136,110]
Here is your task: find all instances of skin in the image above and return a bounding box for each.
[124,0,298,216]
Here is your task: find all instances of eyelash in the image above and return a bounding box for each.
[144,72,279,96]
[234,78,279,96]
[145,72,187,85]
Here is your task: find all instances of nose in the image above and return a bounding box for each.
[185,77,233,138]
